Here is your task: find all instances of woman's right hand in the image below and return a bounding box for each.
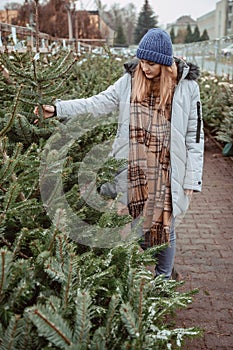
[34,105,56,120]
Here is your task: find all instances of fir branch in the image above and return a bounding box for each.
[21,178,38,201]
[0,139,26,201]
[32,58,41,101]
[63,253,75,308]
[0,184,7,193]
[73,289,93,345]
[0,236,11,249]
[2,183,21,213]
[120,303,139,339]
[0,85,22,138]
[57,234,66,269]
[28,306,72,347]
[0,250,6,296]
[0,249,13,297]
[11,199,40,211]
[0,136,7,155]
[48,296,60,313]
[44,259,65,283]
[48,226,60,252]
[14,317,40,350]
[42,80,67,96]
[138,278,145,333]
[0,314,21,350]
[36,52,77,83]
[12,228,29,259]
[0,141,23,182]
[53,51,75,75]
[90,327,107,350]
[48,56,77,81]
[105,294,120,339]
[18,97,40,106]
[0,54,34,81]
[47,211,71,252]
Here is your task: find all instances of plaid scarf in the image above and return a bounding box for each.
[128,90,173,247]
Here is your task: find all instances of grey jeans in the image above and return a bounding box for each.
[133,217,176,280]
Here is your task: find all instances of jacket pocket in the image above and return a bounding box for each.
[196,101,201,143]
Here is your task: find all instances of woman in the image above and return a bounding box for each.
[37,28,204,279]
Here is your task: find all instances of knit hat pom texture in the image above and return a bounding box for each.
[136,28,173,66]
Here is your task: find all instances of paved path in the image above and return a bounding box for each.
[174,136,233,349]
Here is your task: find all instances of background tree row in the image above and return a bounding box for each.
[4,0,209,46]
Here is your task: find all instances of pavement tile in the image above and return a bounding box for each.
[174,137,233,349]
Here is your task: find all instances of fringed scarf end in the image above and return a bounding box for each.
[145,223,170,247]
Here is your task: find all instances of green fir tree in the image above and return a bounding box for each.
[185,24,193,43]
[200,29,209,41]
[114,23,127,46]
[192,25,201,42]
[134,0,158,44]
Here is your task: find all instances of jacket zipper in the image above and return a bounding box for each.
[196,101,201,143]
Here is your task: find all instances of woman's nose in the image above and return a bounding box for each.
[141,62,149,71]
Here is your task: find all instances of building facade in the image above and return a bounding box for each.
[166,0,233,41]
[196,11,215,40]
[0,9,18,24]
[197,0,233,40]
[166,15,197,37]
[224,0,233,35]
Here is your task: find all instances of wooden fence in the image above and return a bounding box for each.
[0,22,106,53]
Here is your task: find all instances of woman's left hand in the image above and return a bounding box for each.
[34,105,55,119]
[184,189,193,196]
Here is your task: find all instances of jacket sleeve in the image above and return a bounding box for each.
[55,75,127,119]
[183,81,204,192]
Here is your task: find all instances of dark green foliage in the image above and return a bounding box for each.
[200,29,209,42]
[0,49,124,244]
[115,24,128,46]
[199,74,224,132]
[192,26,201,42]
[0,238,201,349]
[67,51,124,99]
[216,85,233,143]
[199,73,233,143]
[171,25,208,44]
[185,24,193,44]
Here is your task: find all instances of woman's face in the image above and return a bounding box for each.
[140,59,161,79]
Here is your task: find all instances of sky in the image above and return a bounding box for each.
[0,0,217,27]
[101,0,217,26]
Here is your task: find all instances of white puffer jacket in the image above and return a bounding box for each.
[55,57,204,218]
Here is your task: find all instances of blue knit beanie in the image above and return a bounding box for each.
[136,28,173,66]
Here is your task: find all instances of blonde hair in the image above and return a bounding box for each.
[131,61,178,110]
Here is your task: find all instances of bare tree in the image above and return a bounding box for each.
[99,2,137,45]
[122,3,137,45]
[4,2,22,10]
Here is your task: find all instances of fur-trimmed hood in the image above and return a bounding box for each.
[124,57,200,82]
